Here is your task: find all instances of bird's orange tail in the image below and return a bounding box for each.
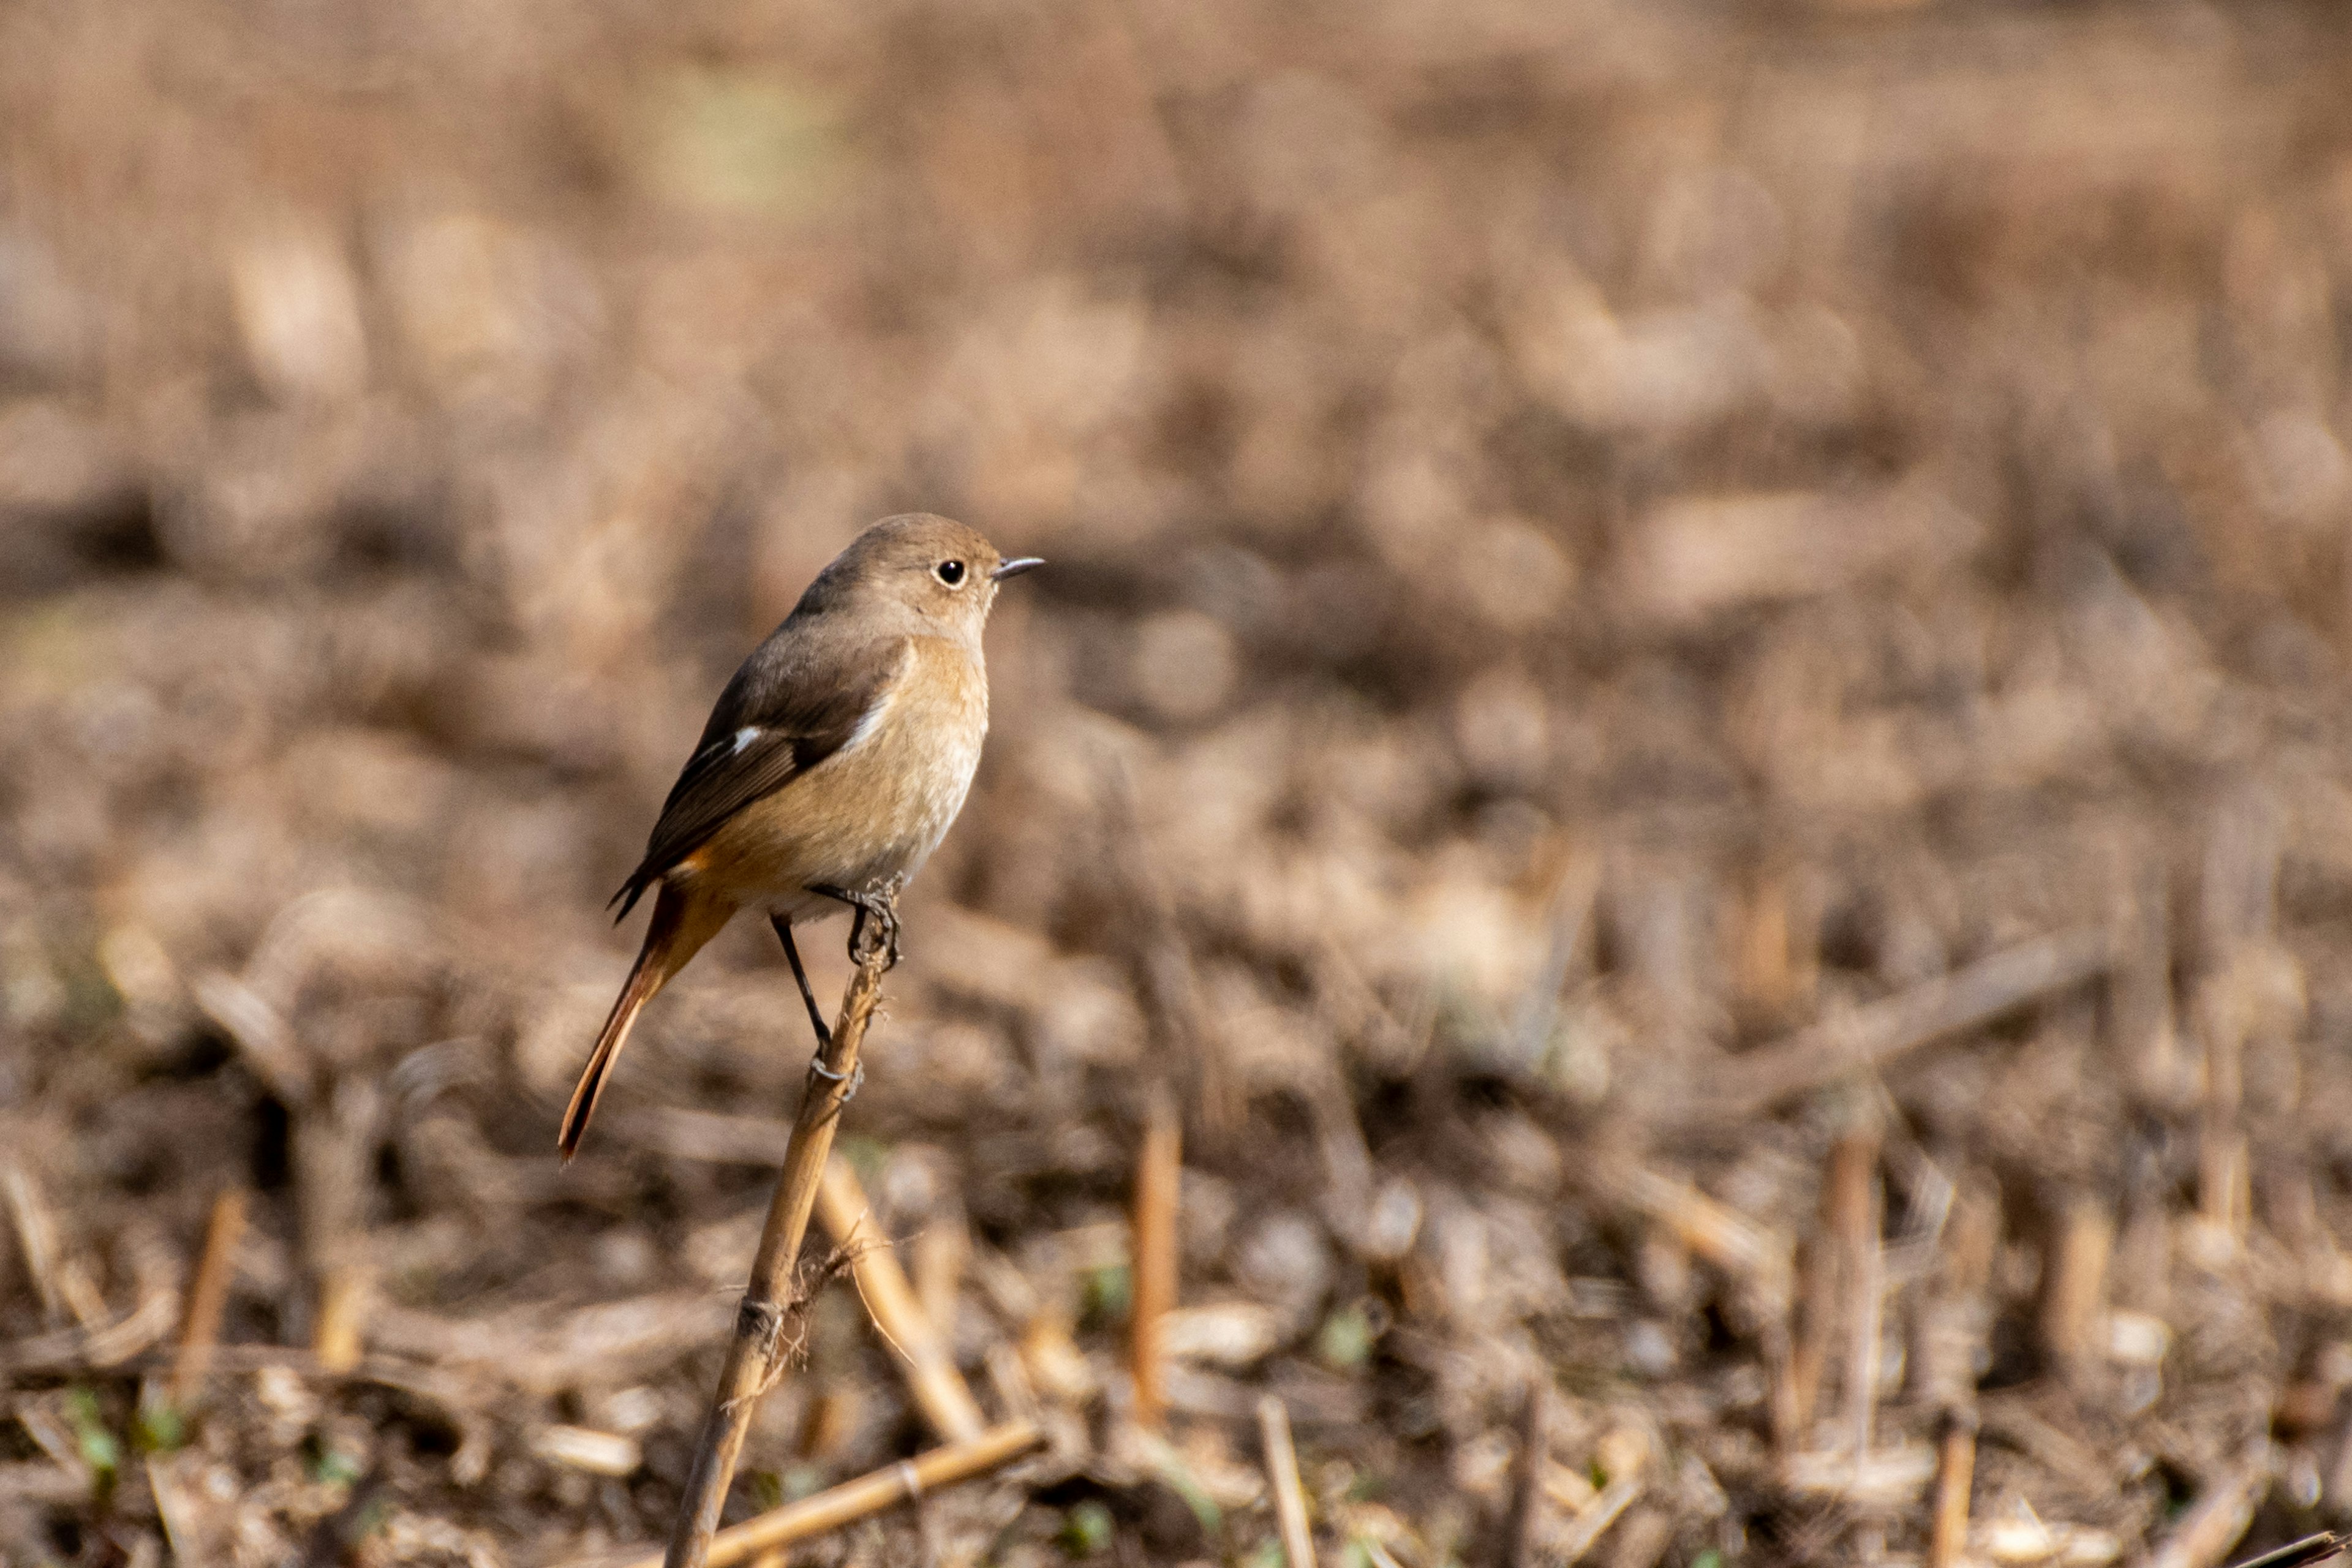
[560,882,729,1159]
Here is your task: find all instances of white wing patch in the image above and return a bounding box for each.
[839,643,914,754]
[731,726,760,754]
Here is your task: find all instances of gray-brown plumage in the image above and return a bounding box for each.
[561,514,1040,1157]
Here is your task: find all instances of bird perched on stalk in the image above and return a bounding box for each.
[559,514,1042,1158]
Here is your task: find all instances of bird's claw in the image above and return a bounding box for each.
[818,878,904,970]
[853,901,902,968]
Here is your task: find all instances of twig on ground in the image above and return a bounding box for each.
[1736,856,1819,1022]
[1551,1472,1642,1566]
[2037,1195,2113,1376]
[2146,1449,2271,1568]
[2197,957,2260,1241]
[168,1186,247,1406]
[146,1452,223,1564]
[1927,1408,1977,1568]
[1795,1125,1881,1457]
[1604,1163,1794,1316]
[1675,930,2111,1123]
[912,1214,970,1349]
[1101,761,1237,1137]
[663,885,899,1568]
[984,1340,1042,1427]
[297,1078,383,1374]
[1830,1125,1883,1467]
[202,954,385,1377]
[2,1154,104,1328]
[2113,849,2184,1104]
[1,1240,179,1378]
[1785,1231,1831,1448]
[190,969,313,1106]
[616,1420,1041,1568]
[1303,1056,1376,1248]
[1504,850,1600,1072]
[366,1288,733,1393]
[312,1261,371,1375]
[1500,1380,1545,1568]
[1921,1177,1992,1568]
[1259,1394,1316,1568]
[1131,1087,1182,1433]
[815,1154,987,1444]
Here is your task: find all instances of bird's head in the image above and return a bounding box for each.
[808,513,1042,638]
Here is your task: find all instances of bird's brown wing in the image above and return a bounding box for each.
[610,633,911,919]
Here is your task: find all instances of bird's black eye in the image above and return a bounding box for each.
[935,560,967,586]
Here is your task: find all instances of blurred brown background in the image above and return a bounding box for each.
[9,0,2352,1563]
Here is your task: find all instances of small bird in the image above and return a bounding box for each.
[559,514,1041,1158]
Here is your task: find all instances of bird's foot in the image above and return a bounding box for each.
[815,878,905,970]
[851,901,901,968]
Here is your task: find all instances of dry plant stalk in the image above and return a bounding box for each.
[1102,764,1238,1138]
[2198,995,2252,1238]
[911,1218,968,1341]
[664,899,899,1568]
[2113,852,2182,1104]
[1830,1126,1884,1465]
[1607,1163,1794,1311]
[312,1262,371,1374]
[814,1155,987,1443]
[168,1186,247,1405]
[1684,930,2111,1123]
[1257,1394,1316,1568]
[1550,1472,1642,1566]
[1785,1231,1833,1446]
[1736,858,1819,1020]
[2144,1449,2269,1568]
[1920,1180,1993,1567]
[2037,1196,2114,1374]
[619,1420,1041,1568]
[1130,1087,1182,1433]
[2,1154,104,1327]
[1927,1409,1977,1568]
[1500,1381,1546,1568]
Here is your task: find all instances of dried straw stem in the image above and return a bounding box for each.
[814,1155,987,1443]
[2144,1449,2269,1568]
[622,1420,1040,1568]
[1130,1087,1182,1433]
[2037,1196,2114,1375]
[1500,1379,1546,1568]
[1551,1473,1642,1566]
[168,1186,247,1405]
[663,901,899,1568]
[2,1153,104,1327]
[1682,930,2111,1123]
[1257,1395,1316,1568]
[1927,1409,1977,1568]
[1830,1127,1883,1464]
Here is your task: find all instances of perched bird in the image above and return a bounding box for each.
[560,514,1041,1158]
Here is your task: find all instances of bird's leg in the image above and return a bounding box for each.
[810,879,904,969]
[780,911,862,1099]
[770,915,832,1050]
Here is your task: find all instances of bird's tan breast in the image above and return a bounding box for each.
[685,636,988,907]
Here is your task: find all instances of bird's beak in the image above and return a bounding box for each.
[992,557,1044,581]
